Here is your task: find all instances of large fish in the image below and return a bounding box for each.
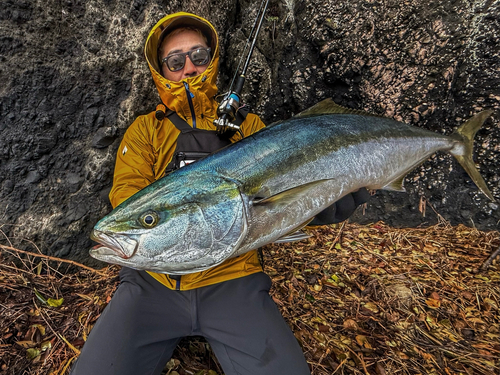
[90,99,495,274]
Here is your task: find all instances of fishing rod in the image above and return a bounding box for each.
[214,0,270,135]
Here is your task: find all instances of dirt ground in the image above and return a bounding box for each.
[1,221,499,375]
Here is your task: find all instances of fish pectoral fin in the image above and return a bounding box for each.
[274,230,311,243]
[295,98,382,118]
[382,175,406,192]
[253,180,329,208]
[201,181,247,244]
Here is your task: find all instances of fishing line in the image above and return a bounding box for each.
[214,0,270,135]
[228,0,268,94]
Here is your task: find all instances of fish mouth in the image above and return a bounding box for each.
[90,230,138,259]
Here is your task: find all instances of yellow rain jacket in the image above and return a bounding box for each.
[109,13,266,290]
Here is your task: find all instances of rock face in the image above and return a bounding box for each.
[0,0,498,264]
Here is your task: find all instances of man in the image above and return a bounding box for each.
[70,12,311,375]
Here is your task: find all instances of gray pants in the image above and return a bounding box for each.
[70,268,310,375]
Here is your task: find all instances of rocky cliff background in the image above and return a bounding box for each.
[1,0,499,266]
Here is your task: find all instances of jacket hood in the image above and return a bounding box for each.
[144,13,219,119]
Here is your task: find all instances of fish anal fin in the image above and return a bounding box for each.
[382,176,406,192]
[295,98,382,118]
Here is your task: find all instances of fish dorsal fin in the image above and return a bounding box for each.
[295,98,380,118]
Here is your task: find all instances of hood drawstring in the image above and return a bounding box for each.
[155,103,167,121]
[183,82,197,128]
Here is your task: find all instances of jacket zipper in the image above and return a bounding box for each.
[169,274,182,290]
[184,82,196,128]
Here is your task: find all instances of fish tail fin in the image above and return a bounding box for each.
[451,110,495,201]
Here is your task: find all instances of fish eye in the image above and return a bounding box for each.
[140,211,159,228]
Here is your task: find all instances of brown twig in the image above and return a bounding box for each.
[0,244,108,277]
[328,220,347,251]
[2,222,498,375]
[345,345,370,375]
[480,245,500,270]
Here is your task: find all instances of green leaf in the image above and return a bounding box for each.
[40,340,52,352]
[438,319,452,328]
[26,348,40,360]
[327,279,339,286]
[475,275,490,282]
[305,294,315,302]
[47,298,64,308]
[36,261,43,275]
[32,324,45,336]
[385,340,398,347]
[33,288,47,305]
[165,358,180,370]
[363,302,380,313]
[484,298,498,309]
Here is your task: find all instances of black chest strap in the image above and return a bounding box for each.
[165,107,249,135]
[165,110,193,132]
[163,111,234,176]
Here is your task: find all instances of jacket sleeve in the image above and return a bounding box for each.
[231,112,266,141]
[109,116,157,209]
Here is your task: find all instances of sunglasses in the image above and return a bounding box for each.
[161,47,211,72]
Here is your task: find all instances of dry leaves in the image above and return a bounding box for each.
[264,222,499,375]
[1,221,499,375]
[0,249,119,375]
